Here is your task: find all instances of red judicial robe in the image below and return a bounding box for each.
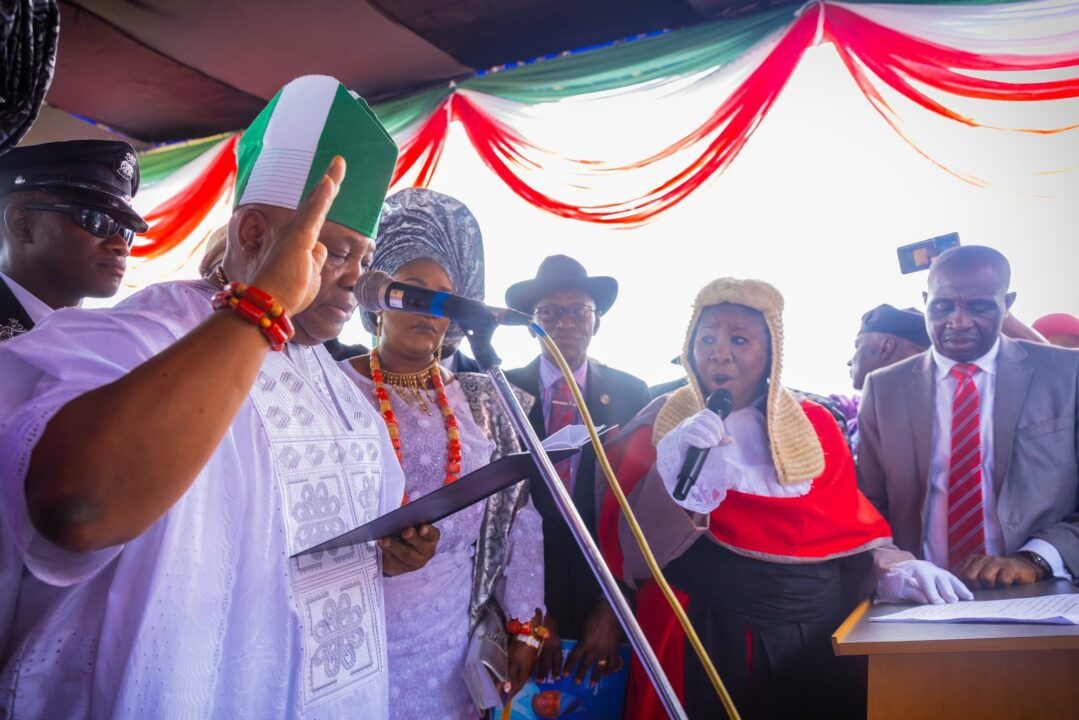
[598,400,891,720]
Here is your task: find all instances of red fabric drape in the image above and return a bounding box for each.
[138,0,1079,252]
[449,5,821,225]
[133,136,238,259]
[390,102,452,188]
[825,4,1079,133]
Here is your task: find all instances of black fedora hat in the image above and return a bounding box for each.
[505,254,619,315]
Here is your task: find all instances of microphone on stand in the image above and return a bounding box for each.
[673,389,734,501]
[355,270,532,332]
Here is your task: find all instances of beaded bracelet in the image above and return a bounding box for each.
[515,634,541,650]
[212,281,294,351]
[506,619,550,645]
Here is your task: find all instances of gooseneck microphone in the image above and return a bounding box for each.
[673,388,735,501]
[355,269,532,332]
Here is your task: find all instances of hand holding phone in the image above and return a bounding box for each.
[897,232,960,274]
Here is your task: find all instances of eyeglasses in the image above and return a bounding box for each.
[20,203,138,246]
[534,303,596,324]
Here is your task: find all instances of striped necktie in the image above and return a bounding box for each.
[548,377,577,491]
[947,362,987,569]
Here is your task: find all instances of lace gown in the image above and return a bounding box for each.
[348,369,544,720]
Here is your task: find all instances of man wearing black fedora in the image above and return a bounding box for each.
[0,140,147,342]
[505,254,650,685]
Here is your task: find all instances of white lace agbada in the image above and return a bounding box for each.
[0,280,404,719]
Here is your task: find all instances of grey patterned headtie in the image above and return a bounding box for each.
[361,188,485,353]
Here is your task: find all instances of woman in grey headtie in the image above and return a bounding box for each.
[342,188,546,718]
[362,187,486,371]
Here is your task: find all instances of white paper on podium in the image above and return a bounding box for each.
[871,594,1079,625]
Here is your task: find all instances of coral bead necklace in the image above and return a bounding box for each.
[370,347,462,505]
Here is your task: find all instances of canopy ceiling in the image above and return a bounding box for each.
[41,0,792,143]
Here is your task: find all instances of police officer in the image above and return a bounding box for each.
[0,140,147,340]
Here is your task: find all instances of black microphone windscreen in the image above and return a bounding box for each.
[355,269,393,312]
[706,389,734,418]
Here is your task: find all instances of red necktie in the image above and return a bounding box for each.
[947,363,987,569]
[548,377,577,491]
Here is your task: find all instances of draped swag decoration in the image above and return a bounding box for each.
[131,0,1078,259]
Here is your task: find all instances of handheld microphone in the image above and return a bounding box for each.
[673,389,734,501]
[355,269,532,332]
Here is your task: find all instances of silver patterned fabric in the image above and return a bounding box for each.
[361,188,485,353]
[455,372,536,630]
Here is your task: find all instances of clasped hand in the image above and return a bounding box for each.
[536,602,623,688]
[954,553,1047,589]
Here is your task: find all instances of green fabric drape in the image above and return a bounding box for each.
[139,134,233,185]
[371,85,455,136]
[136,0,1036,178]
[461,4,797,102]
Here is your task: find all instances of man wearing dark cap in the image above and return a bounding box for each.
[504,254,650,686]
[831,305,932,459]
[849,304,932,392]
[0,140,147,340]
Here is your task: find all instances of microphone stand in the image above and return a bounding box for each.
[466,323,687,720]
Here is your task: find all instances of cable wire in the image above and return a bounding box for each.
[536,327,740,720]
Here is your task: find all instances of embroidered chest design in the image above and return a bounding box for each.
[0,318,29,342]
[249,348,386,711]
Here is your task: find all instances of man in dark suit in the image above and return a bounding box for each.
[859,245,1079,589]
[505,254,651,684]
[0,140,146,341]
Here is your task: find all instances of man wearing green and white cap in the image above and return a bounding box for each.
[0,76,436,718]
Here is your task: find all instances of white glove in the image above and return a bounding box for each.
[876,559,974,605]
[656,410,733,513]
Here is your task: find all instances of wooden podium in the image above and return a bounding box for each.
[832,579,1079,720]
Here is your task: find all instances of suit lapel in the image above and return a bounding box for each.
[0,278,35,341]
[992,338,1031,498]
[908,353,935,533]
[584,360,609,428]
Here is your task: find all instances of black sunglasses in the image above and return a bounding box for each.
[20,202,138,246]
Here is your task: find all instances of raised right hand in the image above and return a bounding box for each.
[251,156,345,314]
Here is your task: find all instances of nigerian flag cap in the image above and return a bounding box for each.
[235,75,399,238]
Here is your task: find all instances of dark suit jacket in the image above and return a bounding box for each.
[858,338,1079,573]
[0,278,34,342]
[450,350,481,373]
[504,356,651,638]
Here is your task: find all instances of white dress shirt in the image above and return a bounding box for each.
[925,338,1070,578]
[0,271,54,325]
[539,354,589,488]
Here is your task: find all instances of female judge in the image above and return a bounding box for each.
[597,277,969,719]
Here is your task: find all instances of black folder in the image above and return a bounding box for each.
[293,447,580,557]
